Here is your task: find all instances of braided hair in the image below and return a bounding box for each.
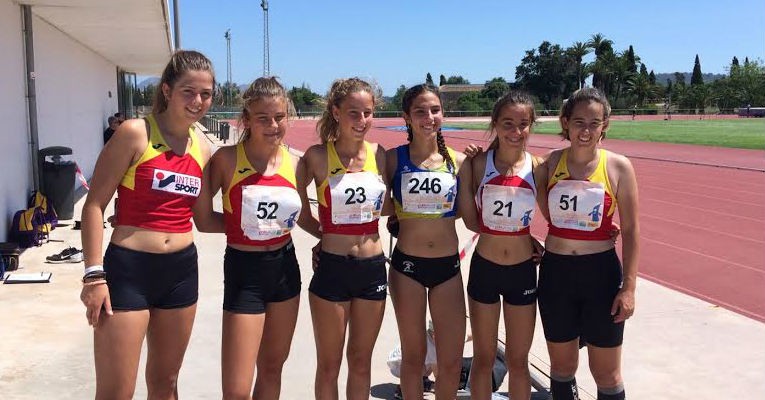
[402,84,454,171]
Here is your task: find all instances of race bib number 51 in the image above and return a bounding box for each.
[401,171,456,214]
[548,180,605,231]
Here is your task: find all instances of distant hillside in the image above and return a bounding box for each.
[655,72,726,85]
[137,77,160,89]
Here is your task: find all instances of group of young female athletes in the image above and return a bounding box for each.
[79,50,639,400]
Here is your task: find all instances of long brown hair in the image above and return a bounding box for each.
[238,76,293,143]
[402,84,453,171]
[152,50,215,114]
[488,91,537,149]
[316,78,375,144]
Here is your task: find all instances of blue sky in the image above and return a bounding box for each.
[172,0,765,95]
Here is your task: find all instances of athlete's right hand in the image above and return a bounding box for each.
[80,284,113,327]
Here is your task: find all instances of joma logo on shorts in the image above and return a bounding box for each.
[523,288,537,296]
[152,169,201,197]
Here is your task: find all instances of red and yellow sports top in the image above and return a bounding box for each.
[547,148,615,240]
[116,114,204,233]
[223,143,301,246]
[316,141,386,235]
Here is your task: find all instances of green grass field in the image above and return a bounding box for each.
[445,119,765,150]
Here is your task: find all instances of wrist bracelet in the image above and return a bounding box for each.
[84,265,104,275]
[83,279,107,287]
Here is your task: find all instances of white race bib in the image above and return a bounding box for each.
[548,180,605,231]
[241,185,301,240]
[481,184,536,232]
[401,171,456,214]
[328,171,386,225]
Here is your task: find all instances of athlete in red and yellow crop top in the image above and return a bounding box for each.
[316,141,386,235]
[223,143,301,246]
[116,114,205,233]
[547,148,615,240]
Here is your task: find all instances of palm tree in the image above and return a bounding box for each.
[587,33,613,59]
[567,41,591,89]
[587,34,614,90]
[626,74,657,105]
[611,55,635,101]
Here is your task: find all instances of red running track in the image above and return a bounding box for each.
[278,118,765,322]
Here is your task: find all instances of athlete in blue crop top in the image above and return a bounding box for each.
[384,85,471,400]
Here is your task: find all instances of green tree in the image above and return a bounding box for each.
[382,85,407,111]
[566,41,591,89]
[445,75,470,84]
[288,84,322,112]
[626,45,638,73]
[426,73,434,86]
[515,41,577,108]
[587,33,613,89]
[649,70,657,85]
[691,55,704,85]
[439,74,447,86]
[481,77,510,102]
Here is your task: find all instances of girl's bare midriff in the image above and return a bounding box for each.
[321,232,383,258]
[395,217,458,258]
[475,234,533,266]
[545,234,614,256]
[111,225,194,254]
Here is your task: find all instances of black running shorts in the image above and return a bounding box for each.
[467,252,537,305]
[223,242,301,314]
[537,249,625,348]
[309,251,387,302]
[104,242,198,310]
[390,248,461,289]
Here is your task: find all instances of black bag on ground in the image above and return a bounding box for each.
[458,351,508,392]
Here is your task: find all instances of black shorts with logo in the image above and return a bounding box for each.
[223,242,301,314]
[467,252,537,305]
[309,251,387,302]
[390,248,461,289]
[537,248,625,348]
[104,242,198,310]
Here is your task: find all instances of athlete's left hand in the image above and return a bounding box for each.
[463,143,483,158]
[611,287,635,323]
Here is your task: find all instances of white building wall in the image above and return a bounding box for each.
[0,1,33,242]
[0,3,119,242]
[33,13,118,182]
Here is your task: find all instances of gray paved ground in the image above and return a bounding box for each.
[1,139,763,399]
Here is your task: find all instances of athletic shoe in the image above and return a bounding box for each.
[46,247,83,263]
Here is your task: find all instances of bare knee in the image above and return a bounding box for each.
[437,355,463,379]
[346,345,372,376]
[400,347,426,372]
[316,354,343,381]
[146,372,179,399]
[470,351,496,375]
[506,351,529,374]
[258,354,288,381]
[591,368,622,388]
[549,356,578,378]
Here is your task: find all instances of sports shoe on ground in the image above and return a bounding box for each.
[46,247,83,263]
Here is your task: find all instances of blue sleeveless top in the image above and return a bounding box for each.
[392,144,458,219]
